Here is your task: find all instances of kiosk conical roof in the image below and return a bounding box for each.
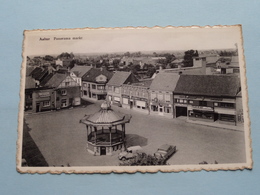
[80,101,131,127]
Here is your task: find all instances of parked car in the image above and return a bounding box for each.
[154,144,176,160]
[118,146,143,160]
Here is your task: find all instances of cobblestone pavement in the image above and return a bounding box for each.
[24,103,246,166]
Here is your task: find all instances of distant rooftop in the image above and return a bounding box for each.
[70,65,92,78]
[107,71,137,86]
[82,68,113,82]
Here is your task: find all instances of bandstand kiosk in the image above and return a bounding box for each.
[80,101,131,155]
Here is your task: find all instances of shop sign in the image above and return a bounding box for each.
[175,103,187,107]
[192,106,213,111]
[38,91,50,97]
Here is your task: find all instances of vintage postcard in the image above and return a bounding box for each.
[17,25,252,173]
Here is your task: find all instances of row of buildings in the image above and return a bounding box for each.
[106,71,243,128]
[25,56,244,128]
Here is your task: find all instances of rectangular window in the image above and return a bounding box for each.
[199,101,207,107]
[61,89,67,95]
[165,94,171,102]
[219,102,234,108]
[115,87,120,93]
[65,82,70,86]
[151,105,158,111]
[43,101,50,107]
[158,93,163,101]
[92,84,96,89]
[61,99,67,107]
[97,85,104,90]
[151,93,157,100]
[83,90,88,95]
[83,83,87,87]
[122,98,129,105]
[189,100,193,104]
[214,102,218,106]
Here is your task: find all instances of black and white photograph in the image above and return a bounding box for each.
[17,26,252,173]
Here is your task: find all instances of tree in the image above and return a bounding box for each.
[43,55,54,61]
[146,66,156,78]
[130,64,141,74]
[183,50,199,67]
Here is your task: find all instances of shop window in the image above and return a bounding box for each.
[219,114,235,122]
[61,99,67,107]
[164,107,171,113]
[43,101,50,107]
[61,89,67,95]
[193,111,213,119]
[151,105,158,112]
[83,90,88,95]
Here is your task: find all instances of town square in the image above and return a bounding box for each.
[23,101,246,167]
[18,26,251,172]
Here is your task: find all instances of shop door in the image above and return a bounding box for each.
[36,103,40,112]
[130,101,133,108]
[100,147,106,155]
[176,106,187,117]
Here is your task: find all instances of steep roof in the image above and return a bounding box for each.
[26,66,35,77]
[80,102,131,127]
[29,67,48,81]
[131,79,153,88]
[175,75,240,97]
[107,71,133,86]
[43,73,67,88]
[25,76,35,89]
[70,65,92,78]
[40,73,54,87]
[150,73,180,91]
[82,68,113,82]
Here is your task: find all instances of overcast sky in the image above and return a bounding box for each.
[24,26,242,56]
